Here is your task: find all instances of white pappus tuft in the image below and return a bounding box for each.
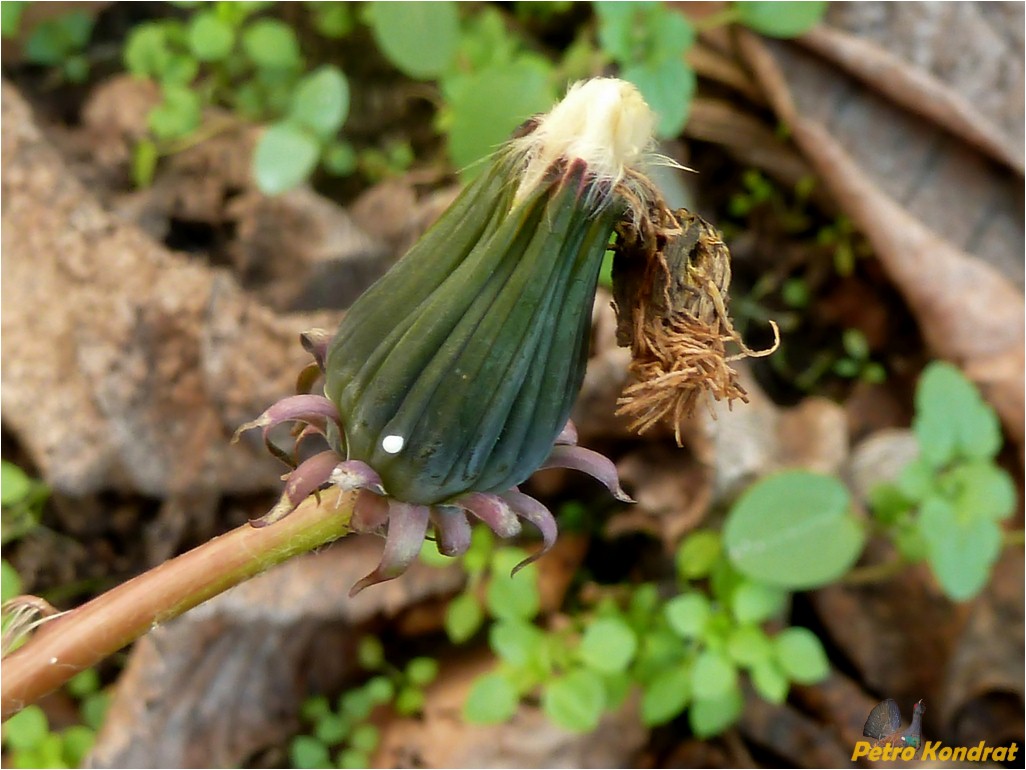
[511,78,659,215]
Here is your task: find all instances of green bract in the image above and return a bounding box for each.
[324,151,621,504]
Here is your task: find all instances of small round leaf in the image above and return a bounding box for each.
[445,592,484,643]
[664,592,710,640]
[724,471,864,590]
[242,19,301,70]
[640,664,691,726]
[463,672,519,725]
[773,627,830,684]
[367,1,459,79]
[290,736,331,769]
[253,123,319,195]
[406,657,439,687]
[577,617,638,674]
[290,66,349,138]
[188,12,234,61]
[485,548,540,622]
[4,705,48,751]
[735,2,828,38]
[691,650,738,700]
[689,689,744,738]
[675,529,722,580]
[542,669,606,733]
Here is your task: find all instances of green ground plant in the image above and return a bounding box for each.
[4,1,828,193]
[290,636,438,769]
[0,668,109,769]
[408,361,1016,741]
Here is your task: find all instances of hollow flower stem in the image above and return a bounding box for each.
[1,492,354,721]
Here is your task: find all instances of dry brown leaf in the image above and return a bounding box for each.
[739,691,854,768]
[798,25,1024,174]
[1,80,341,496]
[812,550,972,710]
[941,548,1025,747]
[736,31,1025,449]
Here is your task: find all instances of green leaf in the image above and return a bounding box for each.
[366,1,459,79]
[542,669,606,732]
[159,53,200,86]
[2,559,23,602]
[2,1,27,38]
[649,8,696,61]
[188,12,234,61]
[675,529,722,580]
[463,672,519,724]
[489,619,545,668]
[337,749,370,769]
[773,627,830,684]
[726,625,772,668]
[314,713,348,746]
[689,689,743,738]
[914,361,1002,465]
[66,668,101,699]
[640,663,690,726]
[897,457,936,502]
[446,60,556,173]
[919,496,1002,601]
[310,3,354,38]
[445,592,484,643]
[946,461,1017,522]
[62,53,89,83]
[734,1,828,38]
[290,735,332,769]
[577,617,638,674]
[4,705,49,751]
[148,85,202,141]
[242,18,302,70]
[132,139,159,189]
[1,461,33,506]
[290,66,349,139]
[79,692,109,731]
[24,12,93,66]
[323,140,358,177]
[253,122,319,195]
[691,650,738,700]
[594,2,645,62]
[485,548,540,621]
[620,58,695,138]
[365,676,394,705]
[730,580,787,624]
[664,592,710,640]
[394,686,425,716]
[124,23,172,78]
[348,723,380,754]
[405,657,439,687]
[339,688,373,720]
[867,482,914,524]
[724,471,864,590]
[357,636,384,670]
[626,582,661,630]
[634,627,686,682]
[750,659,789,704]
[60,725,96,767]
[463,526,495,575]
[603,671,632,710]
[300,695,331,721]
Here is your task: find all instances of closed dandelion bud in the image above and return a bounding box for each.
[239,78,658,593]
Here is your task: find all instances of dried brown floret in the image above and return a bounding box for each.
[612,197,779,445]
